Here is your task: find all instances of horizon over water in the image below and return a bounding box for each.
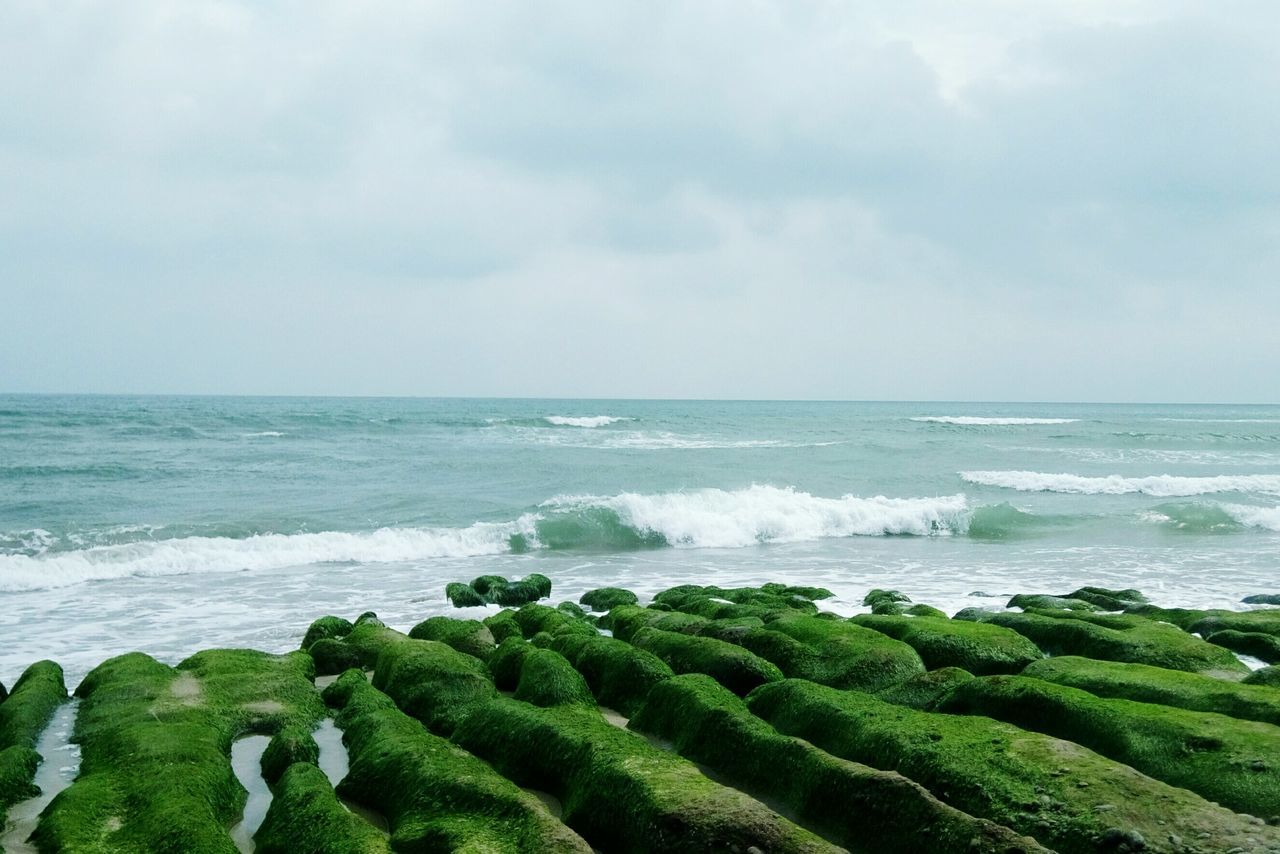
[3,394,1279,684]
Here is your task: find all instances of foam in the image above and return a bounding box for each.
[1220,503,1280,532]
[961,470,1280,497]
[912,416,1078,425]
[543,415,632,428]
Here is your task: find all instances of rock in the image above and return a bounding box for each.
[579,586,639,611]
[850,614,1043,675]
[1244,665,1280,687]
[629,626,783,697]
[445,581,486,607]
[1204,630,1280,664]
[0,660,68,812]
[255,762,392,854]
[1243,594,1280,605]
[260,724,320,786]
[875,667,977,710]
[371,637,497,736]
[409,616,497,661]
[1064,587,1148,611]
[299,615,354,651]
[546,631,674,717]
[513,648,596,708]
[483,609,522,643]
[1008,594,1100,612]
[905,604,948,618]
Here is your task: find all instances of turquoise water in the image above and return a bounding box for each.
[3,395,1279,681]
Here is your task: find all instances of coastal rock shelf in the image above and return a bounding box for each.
[2,583,1280,852]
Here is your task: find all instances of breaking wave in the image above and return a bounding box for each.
[542,415,632,428]
[1143,502,1280,534]
[912,416,1078,426]
[960,471,1280,497]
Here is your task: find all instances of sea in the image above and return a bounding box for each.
[2,395,1279,685]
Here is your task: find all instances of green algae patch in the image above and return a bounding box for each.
[300,616,354,651]
[580,586,638,611]
[630,674,1046,853]
[324,672,590,852]
[1246,665,1280,687]
[260,724,320,786]
[452,695,838,853]
[510,603,597,641]
[1008,593,1100,612]
[408,616,496,661]
[1205,629,1280,663]
[963,608,1249,676]
[547,633,673,716]
[905,603,947,618]
[0,660,67,811]
[34,649,323,854]
[850,614,1042,675]
[371,638,496,736]
[489,635,535,690]
[1126,605,1280,638]
[938,674,1280,820]
[629,626,783,696]
[608,604,710,641]
[0,679,7,704]
[743,615,925,692]
[447,574,554,608]
[749,678,1280,854]
[874,667,977,710]
[446,582,487,607]
[255,762,391,854]
[1025,655,1280,726]
[513,648,595,708]
[1064,587,1148,611]
[484,609,523,643]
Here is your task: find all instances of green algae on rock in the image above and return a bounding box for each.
[936,674,1280,820]
[445,574,554,608]
[628,626,783,696]
[34,650,323,854]
[255,762,391,854]
[509,602,597,641]
[371,637,497,736]
[1204,629,1280,663]
[873,667,977,710]
[452,695,839,853]
[0,660,68,812]
[579,586,638,611]
[408,616,496,661]
[300,616,355,651]
[630,674,1047,853]
[1245,665,1280,687]
[1125,604,1280,637]
[483,609,523,643]
[260,724,321,786]
[961,607,1249,676]
[849,613,1043,675]
[744,615,926,692]
[546,632,674,716]
[1025,655,1280,727]
[1007,593,1100,612]
[513,648,596,708]
[1063,587,1148,611]
[324,671,591,852]
[749,678,1280,854]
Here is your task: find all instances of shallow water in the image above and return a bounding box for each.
[0,700,81,853]
[228,735,272,853]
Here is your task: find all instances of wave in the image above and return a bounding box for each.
[0,486,969,591]
[960,470,1280,497]
[242,431,286,438]
[912,416,1078,426]
[1142,502,1280,534]
[1219,503,1280,532]
[543,415,632,428]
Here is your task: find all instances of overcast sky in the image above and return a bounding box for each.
[2,1,1278,401]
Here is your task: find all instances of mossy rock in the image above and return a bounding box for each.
[904,603,947,618]
[874,667,977,710]
[862,588,910,607]
[849,614,1042,675]
[740,615,926,693]
[452,696,837,853]
[629,626,783,696]
[255,762,392,854]
[260,724,320,786]
[324,671,591,852]
[0,744,42,811]
[1064,587,1148,611]
[484,609,523,643]
[489,636,535,690]
[510,603,597,641]
[964,608,1248,676]
[35,649,323,853]
[1126,604,1280,638]
[371,638,497,736]
[300,615,355,651]
[0,679,7,704]
[749,678,1280,854]
[631,674,1046,853]
[1205,629,1280,663]
[308,637,364,676]
[579,586,638,611]
[307,617,410,676]
[513,648,596,708]
[1243,593,1280,605]
[0,660,69,812]
[937,674,1280,820]
[608,604,711,641]
[761,582,835,601]
[446,581,486,607]
[408,616,496,661]
[548,632,674,717]
[1007,593,1100,612]
[1025,656,1280,727]
[447,574,554,608]
[653,584,820,618]
[1245,665,1280,687]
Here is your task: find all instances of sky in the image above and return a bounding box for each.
[1,1,1278,402]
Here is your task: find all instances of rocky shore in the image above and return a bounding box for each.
[3,579,1280,852]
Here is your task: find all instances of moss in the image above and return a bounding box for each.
[629,626,783,696]
[408,616,496,661]
[1205,629,1280,663]
[308,637,364,675]
[548,633,674,716]
[255,762,391,854]
[484,609,523,643]
[1025,655,1280,727]
[874,667,976,710]
[510,603,597,640]
[749,678,1280,854]
[742,616,925,692]
[1244,594,1280,605]
[35,649,323,854]
[579,586,639,611]
[260,724,320,786]
[863,588,910,607]
[489,636,534,690]
[1064,587,1148,611]
[653,584,820,618]
[446,581,487,607]
[300,615,354,651]
[937,674,1280,820]
[1126,604,1280,638]
[963,608,1249,676]
[0,679,7,703]
[608,604,710,641]
[470,575,509,596]
[1007,593,1100,612]
[1245,665,1280,687]
[0,660,69,812]
[556,600,591,620]
[371,638,497,736]
[325,672,591,852]
[513,648,596,708]
[905,603,947,618]
[630,674,1046,853]
[761,582,835,601]
[308,615,409,675]
[452,696,837,853]
[849,614,1042,675]
[494,578,552,607]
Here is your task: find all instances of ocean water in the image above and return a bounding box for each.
[2,395,1279,684]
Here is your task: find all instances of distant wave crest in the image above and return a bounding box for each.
[543,415,632,428]
[961,470,1280,497]
[912,416,1078,426]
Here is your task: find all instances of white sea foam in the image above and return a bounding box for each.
[242,431,286,438]
[912,416,1078,426]
[1220,504,1280,532]
[961,470,1280,497]
[542,486,970,548]
[543,415,632,428]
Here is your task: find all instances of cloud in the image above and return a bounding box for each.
[1,1,1278,401]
